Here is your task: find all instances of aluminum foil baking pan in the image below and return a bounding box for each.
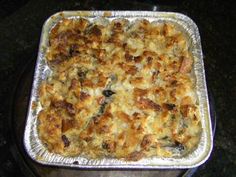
[24,11,213,169]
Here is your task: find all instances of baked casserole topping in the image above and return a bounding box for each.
[38,18,202,160]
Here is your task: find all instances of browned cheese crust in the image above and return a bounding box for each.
[38,18,202,160]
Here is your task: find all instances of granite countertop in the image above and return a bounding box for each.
[0,0,235,176]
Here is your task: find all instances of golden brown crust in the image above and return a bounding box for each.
[126,151,145,161]
[38,18,202,160]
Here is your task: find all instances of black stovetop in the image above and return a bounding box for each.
[0,0,235,177]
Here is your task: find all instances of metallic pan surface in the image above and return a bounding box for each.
[23,11,213,169]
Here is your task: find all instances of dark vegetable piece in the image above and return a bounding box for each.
[93,116,100,124]
[61,135,70,147]
[151,70,159,81]
[113,22,122,31]
[134,56,142,63]
[110,73,118,82]
[73,161,79,165]
[164,103,176,110]
[65,103,76,116]
[78,71,86,79]
[102,141,116,152]
[93,102,108,124]
[102,142,109,149]
[102,90,115,97]
[161,136,169,140]
[147,56,153,64]
[175,141,185,151]
[171,80,178,86]
[88,25,102,36]
[125,52,134,62]
[99,103,107,114]
[69,44,80,57]
[171,114,176,120]
[77,68,88,82]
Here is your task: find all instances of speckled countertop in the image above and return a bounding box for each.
[0,0,235,177]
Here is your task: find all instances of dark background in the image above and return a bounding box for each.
[0,0,235,177]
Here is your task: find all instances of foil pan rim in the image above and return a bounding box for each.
[23,11,213,169]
